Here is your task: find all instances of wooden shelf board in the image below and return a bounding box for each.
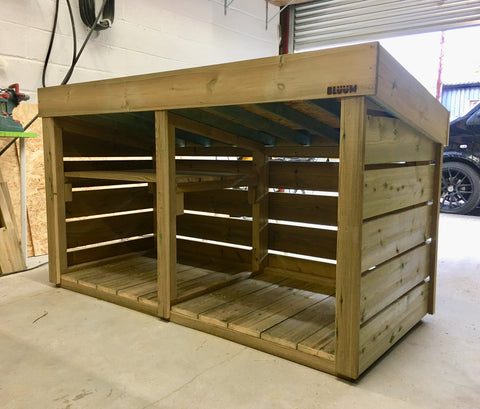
[64,169,247,191]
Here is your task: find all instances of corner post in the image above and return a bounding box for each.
[42,117,67,284]
[335,97,366,379]
[155,111,177,319]
[428,143,444,314]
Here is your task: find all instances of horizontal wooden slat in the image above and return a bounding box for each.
[361,205,432,271]
[66,212,154,248]
[177,238,251,266]
[63,131,152,157]
[176,146,250,157]
[66,237,154,266]
[359,281,429,374]
[64,160,154,172]
[177,214,251,246]
[267,253,336,281]
[265,145,339,158]
[360,244,430,324]
[363,164,435,219]
[270,192,337,226]
[66,187,153,218]
[269,224,337,260]
[183,189,251,217]
[176,159,253,176]
[269,161,338,191]
[365,116,436,165]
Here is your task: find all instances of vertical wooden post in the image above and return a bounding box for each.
[155,111,177,319]
[42,118,67,284]
[335,97,366,379]
[428,143,444,314]
[251,151,269,274]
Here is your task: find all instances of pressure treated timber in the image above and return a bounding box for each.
[428,144,443,314]
[38,43,378,118]
[365,115,437,165]
[363,164,435,220]
[359,281,429,374]
[360,244,430,324]
[361,205,432,272]
[43,118,67,284]
[155,111,177,319]
[40,43,446,380]
[373,46,450,145]
[335,97,366,380]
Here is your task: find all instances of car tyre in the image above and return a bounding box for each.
[441,161,480,214]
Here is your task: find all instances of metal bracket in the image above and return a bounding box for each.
[266,0,296,30]
[224,0,235,15]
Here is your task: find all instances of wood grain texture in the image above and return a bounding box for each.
[335,97,366,379]
[270,192,338,226]
[177,213,251,246]
[373,45,450,145]
[269,223,337,260]
[361,205,432,271]
[359,281,428,374]
[269,161,339,191]
[183,189,251,217]
[39,43,378,117]
[43,118,67,283]
[155,111,177,318]
[365,115,436,165]
[363,164,435,219]
[360,244,430,323]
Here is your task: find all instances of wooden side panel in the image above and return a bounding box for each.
[269,161,338,191]
[365,115,437,165]
[361,205,432,271]
[335,97,366,379]
[155,111,177,319]
[269,193,338,226]
[177,214,251,246]
[176,159,253,176]
[374,45,450,145]
[360,244,430,323]
[43,118,67,284]
[363,164,435,219]
[359,281,429,374]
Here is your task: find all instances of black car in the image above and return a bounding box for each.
[441,103,480,214]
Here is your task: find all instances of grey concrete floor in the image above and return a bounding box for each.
[1,213,479,409]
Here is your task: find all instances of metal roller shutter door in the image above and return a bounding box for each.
[292,0,480,52]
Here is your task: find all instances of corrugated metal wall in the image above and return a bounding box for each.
[291,0,480,52]
[441,83,480,119]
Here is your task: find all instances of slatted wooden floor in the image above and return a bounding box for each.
[61,254,250,315]
[172,274,336,359]
[61,254,336,361]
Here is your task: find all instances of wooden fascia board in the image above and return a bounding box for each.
[373,45,450,146]
[38,43,378,118]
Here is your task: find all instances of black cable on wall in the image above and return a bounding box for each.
[79,0,115,31]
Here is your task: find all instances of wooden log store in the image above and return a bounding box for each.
[38,42,449,380]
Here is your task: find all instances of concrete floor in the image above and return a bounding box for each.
[1,213,479,409]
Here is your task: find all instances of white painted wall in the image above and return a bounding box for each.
[0,0,280,102]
